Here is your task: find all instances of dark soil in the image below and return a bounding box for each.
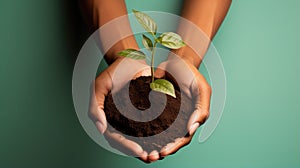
[104,76,193,153]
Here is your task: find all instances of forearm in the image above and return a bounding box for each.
[81,0,139,64]
[173,0,232,67]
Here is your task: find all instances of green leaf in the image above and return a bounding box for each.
[118,49,146,60]
[132,9,157,36]
[142,34,153,51]
[155,36,162,43]
[158,32,186,49]
[150,79,176,98]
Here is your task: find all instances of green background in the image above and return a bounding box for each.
[1,0,299,167]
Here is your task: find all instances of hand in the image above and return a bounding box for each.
[154,53,212,160]
[89,57,150,162]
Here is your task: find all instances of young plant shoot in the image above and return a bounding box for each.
[118,9,186,98]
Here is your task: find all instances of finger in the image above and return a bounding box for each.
[187,72,212,135]
[89,81,107,134]
[104,130,148,161]
[188,121,200,136]
[154,67,165,79]
[156,58,196,98]
[95,71,112,110]
[133,68,151,79]
[137,156,151,164]
[138,151,148,163]
[154,62,167,78]
[160,137,191,157]
[148,150,160,162]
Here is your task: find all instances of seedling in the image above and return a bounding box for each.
[118,9,186,98]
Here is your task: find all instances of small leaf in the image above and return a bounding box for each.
[142,34,153,51]
[118,49,146,60]
[132,9,157,36]
[158,32,186,49]
[150,79,176,98]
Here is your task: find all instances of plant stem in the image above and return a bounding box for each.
[151,42,157,82]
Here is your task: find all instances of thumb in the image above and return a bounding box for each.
[187,74,211,135]
[89,78,109,134]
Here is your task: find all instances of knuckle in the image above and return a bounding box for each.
[88,111,97,122]
[203,82,212,94]
[201,110,210,123]
[195,109,210,125]
[207,84,212,93]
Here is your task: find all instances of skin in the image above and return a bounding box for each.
[82,0,231,163]
[155,0,232,161]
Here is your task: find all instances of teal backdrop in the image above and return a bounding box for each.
[0,0,299,167]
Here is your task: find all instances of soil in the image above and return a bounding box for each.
[104,76,193,153]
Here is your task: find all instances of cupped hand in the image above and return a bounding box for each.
[89,57,150,162]
[154,53,212,160]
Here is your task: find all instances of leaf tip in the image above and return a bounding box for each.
[117,51,124,56]
[181,41,186,46]
[170,92,176,98]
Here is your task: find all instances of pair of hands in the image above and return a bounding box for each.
[89,54,211,163]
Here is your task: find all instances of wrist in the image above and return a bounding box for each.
[169,46,203,68]
[105,35,140,64]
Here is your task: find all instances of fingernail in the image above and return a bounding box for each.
[189,123,199,135]
[96,121,105,134]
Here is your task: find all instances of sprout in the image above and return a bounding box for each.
[118,10,186,98]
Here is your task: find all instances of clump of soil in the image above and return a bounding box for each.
[104,76,193,153]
